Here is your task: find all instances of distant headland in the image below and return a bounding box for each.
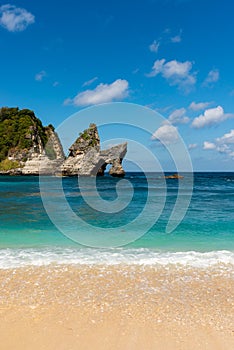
[0,107,127,177]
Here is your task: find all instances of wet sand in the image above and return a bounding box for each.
[0,265,233,349]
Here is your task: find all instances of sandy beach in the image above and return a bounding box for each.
[0,264,233,350]
[1,0,234,349]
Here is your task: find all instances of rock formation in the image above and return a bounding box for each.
[0,110,127,177]
[62,124,127,177]
[22,128,65,175]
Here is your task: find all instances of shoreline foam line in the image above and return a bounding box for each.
[0,247,233,269]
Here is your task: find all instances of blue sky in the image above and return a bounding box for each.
[0,0,234,171]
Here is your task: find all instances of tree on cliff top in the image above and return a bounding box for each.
[0,107,52,162]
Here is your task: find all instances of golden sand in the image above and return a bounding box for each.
[0,265,233,349]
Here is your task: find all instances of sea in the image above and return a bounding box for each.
[0,172,234,269]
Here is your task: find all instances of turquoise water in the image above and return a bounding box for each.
[0,173,234,267]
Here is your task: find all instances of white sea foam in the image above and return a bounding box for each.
[0,247,234,270]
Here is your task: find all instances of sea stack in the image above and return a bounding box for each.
[0,108,127,177]
[62,123,127,177]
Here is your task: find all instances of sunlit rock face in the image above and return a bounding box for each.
[62,124,127,177]
[22,128,65,175]
[0,116,127,177]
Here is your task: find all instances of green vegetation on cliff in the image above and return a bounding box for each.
[69,123,99,156]
[0,107,52,164]
[0,159,20,171]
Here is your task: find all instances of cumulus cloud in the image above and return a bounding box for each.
[203,141,216,150]
[216,143,231,154]
[35,70,46,81]
[189,101,212,111]
[147,58,196,91]
[216,129,234,145]
[168,108,189,125]
[0,4,35,32]
[149,40,160,53]
[203,69,219,87]
[82,77,98,87]
[203,129,234,159]
[192,106,233,128]
[151,124,179,145]
[65,79,129,106]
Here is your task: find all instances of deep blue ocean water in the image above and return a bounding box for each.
[0,173,233,268]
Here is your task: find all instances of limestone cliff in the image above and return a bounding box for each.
[62,124,127,177]
[0,110,127,177]
[0,107,64,175]
[22,128,65,175]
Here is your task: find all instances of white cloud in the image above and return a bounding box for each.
[147,59,165,77]
[0,4,34,32]
[82,77,98,87]
[147,58,196,91]
[216,143,230,154]
[203,141,216,150]
[168,108,189,125]
[53,81,59,87]
[35,70,46,82]
[65,79,129,106]
[151,124,179,145]
[171,30,182,43]
[171,35,181,43]
[162,60,191,78]
[203,129,234,159]
[189,101,212,111]
[203,69,219,86]
[216,129,234,145]
[149,40,160,53]
[192,106,233,128]
[188,143,197,150]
